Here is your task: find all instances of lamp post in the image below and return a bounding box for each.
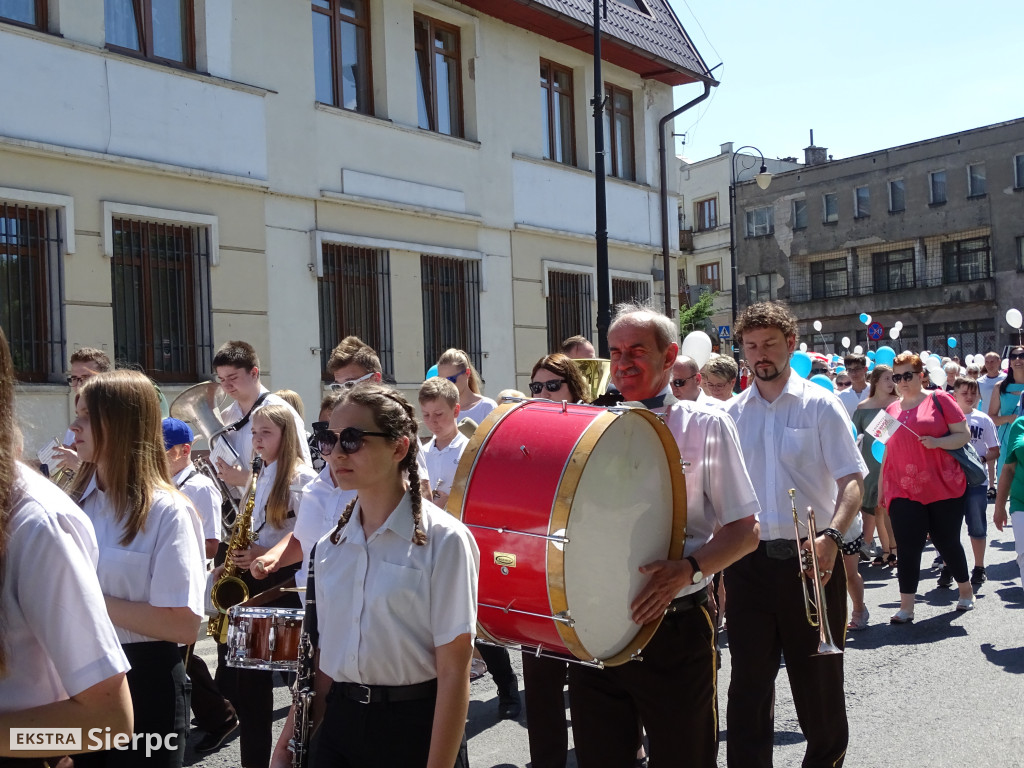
[728,146,772,361]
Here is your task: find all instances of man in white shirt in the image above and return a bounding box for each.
[836,353,869,417]
[164,418,221,559]
[977,350,1006,409]
[670,355,708,402]
[725,301,866,768]
[568,303,760,768]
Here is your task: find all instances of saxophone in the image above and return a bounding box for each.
[207,456,263,643]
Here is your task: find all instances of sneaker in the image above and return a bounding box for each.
[496,675,522,720]
[937,566,953,588]
[195,718,238,753]
[987,486,997,500]
[932,555,944,569]
[971,566,987,587]
[956,596,976,612]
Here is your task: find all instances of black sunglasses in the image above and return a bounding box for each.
[892,371,919,383]
[315,426,392,455]
[529,379,566,395]
[1010,352,1024,361]
[671,373,698,388]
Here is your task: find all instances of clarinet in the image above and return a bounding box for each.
[289,544,319,768]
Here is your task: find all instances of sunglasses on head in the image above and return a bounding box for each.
[529,379,567,395]
[314,426,392,455]
[892,371,919,383]
[329,371,375,391]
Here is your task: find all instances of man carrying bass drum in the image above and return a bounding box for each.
[567,302,761,768]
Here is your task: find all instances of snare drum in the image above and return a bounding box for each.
[448,399,686,667]
[225,606,304,671]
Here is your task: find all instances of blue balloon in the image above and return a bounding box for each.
[859,313,869,324]
[875,345,896,367]
[834,366,846,374]
[851,422,858,440]
[948,336,957,348]
[791,351,813,378]
[866,350,876,360]
[810,374,834,392]
[871,439,885,463]
[426,364,438,379]
[867,361,875,372]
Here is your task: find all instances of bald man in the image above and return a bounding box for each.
[671,356,705,402]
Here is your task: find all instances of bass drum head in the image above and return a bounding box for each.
[551,409,685,665]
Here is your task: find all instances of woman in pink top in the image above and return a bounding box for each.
[881,352,974,623]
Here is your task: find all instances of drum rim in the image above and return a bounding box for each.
[227,606,305,619]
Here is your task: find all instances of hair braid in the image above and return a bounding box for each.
[405,454,427,546]
[330,498,358,545]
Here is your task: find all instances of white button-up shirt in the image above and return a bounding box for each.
[220,388,312,485]
[422,431,469,497]
[174,465,222,543]
[654,398,761,594]
[837,385,869,418]
[726,370,867,541]
[292,466,357,600]
[314,495,479,686]
[251,460,317,551]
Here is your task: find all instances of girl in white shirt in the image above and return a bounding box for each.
[296,385,479,768]
[220,403,316,768]
[70,370,206,768]
[0,330,132,764]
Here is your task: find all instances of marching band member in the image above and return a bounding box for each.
[49,346,113,478]
[0,330,132,764]
[212,341,311,496]
[436,348,496,426]
[567,303,761,768]
[70,370,206,768]
[308,384,479,768]
[218,404,317,768]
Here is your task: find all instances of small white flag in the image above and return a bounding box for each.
[865,410,902,444]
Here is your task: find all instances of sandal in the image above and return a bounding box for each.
[885,552,898,568]
[872,552,885,566]
[889,609,914,624]
[987,486,997,500]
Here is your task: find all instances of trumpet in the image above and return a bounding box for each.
[788,489,842,656]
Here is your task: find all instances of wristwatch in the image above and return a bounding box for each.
[685,555,704,584]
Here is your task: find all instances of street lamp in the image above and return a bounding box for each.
[728,145,772,361]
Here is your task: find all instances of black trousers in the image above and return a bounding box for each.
[522,652,569,768]
[476,642,516,686]
[179,645,236,732]
[889,494,969,593]
[311,682,468,768]
[76,641,189,768]
[726,545,848,768]
[567,600,718,768]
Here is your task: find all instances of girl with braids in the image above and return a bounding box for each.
[70,369,206,768]
[307,384,479,768]
[0,329,132,765]
[436,348,496,426]
[219,404,317,768]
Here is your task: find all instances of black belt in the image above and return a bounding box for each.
[665,589,709,616]
[759,538,803,560]
[333,678,438,705]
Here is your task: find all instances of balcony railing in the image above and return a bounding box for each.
[786,258,993,304]
[679,228,694,252]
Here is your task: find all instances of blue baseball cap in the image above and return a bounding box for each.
[162,417,194,450]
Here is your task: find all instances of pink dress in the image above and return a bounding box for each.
[882,390,966,507]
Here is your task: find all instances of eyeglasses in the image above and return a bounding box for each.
[529,379,567,395]
[445,370,466,384]
[329,371,375,391]
[1009,352,1024,361]
[671,373,698,388]
[314,426,392,455]
[836,380,852,388]
[892,371,919,383]
[66,375,87,386]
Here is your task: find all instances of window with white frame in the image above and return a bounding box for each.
[967,163,986,197]
[854,186,870,218]
[547,270,593,353]
[106,207,215,382]
[889,179,905,213]
[745,206,773,237]
[929,170,947,204]
[942,236,991,283]
[792,199,807,230]
[318,243,393,379]
[0,199,66,382]
[823,193,838,223]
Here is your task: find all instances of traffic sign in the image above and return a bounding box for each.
[718,325,731,340]
[867,321,884,341]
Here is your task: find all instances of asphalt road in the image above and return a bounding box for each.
[185,515,1023,768]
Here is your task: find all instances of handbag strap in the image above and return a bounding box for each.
[930,391,954,436]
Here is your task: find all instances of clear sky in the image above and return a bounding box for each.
[666,0,1021,164]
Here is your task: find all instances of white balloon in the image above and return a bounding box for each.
[921,350,930,361]
[799,342,808,352]
[895,321,904,331]
[1004,359,1010,369]
[680,331,714,369]
[929,368,945,387]
[1006,308,1023,330]
[813,320,822,332]
[841,337,851,349]
[863,314,872,325]
[854,345,864,354]
[889,327,900,340]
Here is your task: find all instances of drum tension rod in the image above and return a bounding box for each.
[480,602,575,627]
[520,445,529,456]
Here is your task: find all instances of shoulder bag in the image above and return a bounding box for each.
[931,393,987,487]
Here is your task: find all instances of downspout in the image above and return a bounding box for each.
[659,81,712,317]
